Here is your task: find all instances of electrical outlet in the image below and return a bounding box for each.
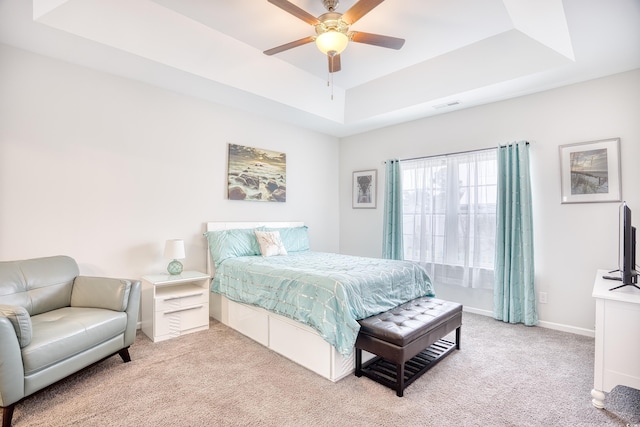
[539,292,548,304]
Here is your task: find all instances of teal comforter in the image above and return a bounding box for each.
[212,251,434,356]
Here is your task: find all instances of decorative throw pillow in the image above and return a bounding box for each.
[264,226,310,252]
[254,230,288,257]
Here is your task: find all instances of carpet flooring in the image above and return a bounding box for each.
[10,312,640,426]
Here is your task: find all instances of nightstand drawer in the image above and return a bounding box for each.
[155,303,208,337]
[154,284,208,312]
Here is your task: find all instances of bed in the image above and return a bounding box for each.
[205,221,435,382]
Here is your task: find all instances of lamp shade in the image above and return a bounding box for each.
[315,31,348,55]
[164,239,185,260]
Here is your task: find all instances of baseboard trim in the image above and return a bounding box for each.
[536,320,595,338]
[462,307,595,338]
[462,306,492,317]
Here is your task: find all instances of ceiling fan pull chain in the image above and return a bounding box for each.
[327,57,334,100]
[331,68,335,100]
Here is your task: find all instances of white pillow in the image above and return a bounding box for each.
[254,230,288,257]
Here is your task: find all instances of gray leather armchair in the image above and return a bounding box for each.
[0,256,141,427]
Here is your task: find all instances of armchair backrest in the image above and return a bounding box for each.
[0,256,79,316]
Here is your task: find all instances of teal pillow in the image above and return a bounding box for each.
[264,226,309,252]
[205,228,263,267]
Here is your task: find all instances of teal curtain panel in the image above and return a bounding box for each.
[383,159,404,260]
[494,141,538,325]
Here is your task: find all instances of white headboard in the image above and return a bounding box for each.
[205,221,305,276]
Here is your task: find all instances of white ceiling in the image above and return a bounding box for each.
[1,0,639,137]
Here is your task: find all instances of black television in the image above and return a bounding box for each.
[608,202,638,290]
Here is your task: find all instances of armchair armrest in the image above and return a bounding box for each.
[0,304,32,348]
[123,280,141,347]
[71,276,133,312]
[71,276,141,347]
[0,318,26,407]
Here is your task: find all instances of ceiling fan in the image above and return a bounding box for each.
[263,0,405,73]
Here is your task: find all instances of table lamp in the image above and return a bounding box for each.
[164,239,185,275]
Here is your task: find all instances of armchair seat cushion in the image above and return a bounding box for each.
[22,307,127,376]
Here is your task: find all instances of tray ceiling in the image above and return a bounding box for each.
[1,0,639,136]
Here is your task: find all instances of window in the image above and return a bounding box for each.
[401,149,497,289]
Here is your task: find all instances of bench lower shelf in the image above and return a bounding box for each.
[356,338,458,396]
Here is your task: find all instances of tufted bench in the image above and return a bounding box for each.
[355,297,462,396]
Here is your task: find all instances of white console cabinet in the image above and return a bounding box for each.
[591,269,640,408]
[141,271,210,342]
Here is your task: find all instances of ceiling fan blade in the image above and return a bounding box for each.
[328,54,342,73]
[267,0,320,25]
[350,31,405,49]
[264,36,315,55]
[341,0,385,25]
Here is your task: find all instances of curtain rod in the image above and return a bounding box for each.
[388,141,529,163]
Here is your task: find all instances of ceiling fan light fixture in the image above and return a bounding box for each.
[315,30,349,55]
[265,0,405,76]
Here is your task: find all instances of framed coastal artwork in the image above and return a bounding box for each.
[559,138,621,204]
[352,169,377,209]
[227,143,286,202]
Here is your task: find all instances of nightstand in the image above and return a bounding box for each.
[141,271,210,342]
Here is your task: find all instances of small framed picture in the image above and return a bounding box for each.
[352,170,377,209]
[559,138,621,204]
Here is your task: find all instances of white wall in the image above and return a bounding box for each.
[3,42,638,335]
[339,69,640,334]
[0,45,340,279]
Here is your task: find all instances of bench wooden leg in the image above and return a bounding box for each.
[456,326,461,350]
[355,348,362,377]
[396,362,405,397]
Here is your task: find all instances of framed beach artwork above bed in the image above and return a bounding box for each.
[352,169,377,209]
[227,143,287,202]
[559,138,621,204]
